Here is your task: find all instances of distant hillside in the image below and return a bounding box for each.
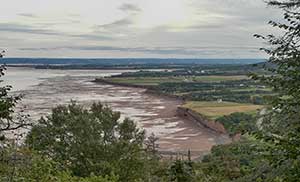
[0,58,265,66]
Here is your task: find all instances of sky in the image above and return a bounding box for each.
[0,0,282,58]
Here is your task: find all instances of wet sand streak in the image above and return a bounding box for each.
[18,75,230,157]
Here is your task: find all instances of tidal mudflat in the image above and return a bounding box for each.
[7,67,230,157]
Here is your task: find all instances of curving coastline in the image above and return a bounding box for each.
[93,78,228,135]
[7,67,231,159]
[93,78,185,101]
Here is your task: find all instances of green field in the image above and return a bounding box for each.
[106,75,248,86]
[104,70,267,118]
[106,77,181,86]
[182,101,263,120]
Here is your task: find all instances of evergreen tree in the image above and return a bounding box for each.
[253,0,300,180]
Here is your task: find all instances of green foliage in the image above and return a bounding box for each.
[168,159,195,182]
[6,0,300,179]
[216,112,257,136]
[0,148,60,181]
[105,63,271,105]
[0,64,163,182]
[158,80,269,105]
[251,0,300,180]
[0,66,24,141]
[112,64,265,78]
[0,51,30,142]
[26,102,148,181]
[0,148,118,182]
[196,139,268,182]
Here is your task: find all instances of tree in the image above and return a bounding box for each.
[168,159,195,182]
[26,102,150,181]
[0,50,30,142]
[252,0,300,180]
[0,148,118,182]
[0,50,4,58]
[216,112,256,136]
[196,139,269,182]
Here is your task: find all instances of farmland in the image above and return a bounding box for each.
[106,75,249,86]
[96,63,271,133]
[182,101,263,120]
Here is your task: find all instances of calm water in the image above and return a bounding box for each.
[3,67,133,91]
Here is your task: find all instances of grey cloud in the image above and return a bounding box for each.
[0,23,113,40]
[91,18,133,37]
[0,23,66,36]
[152,23,227,33]
[35,20,81,28]
[193,0,281,26]
[119,3,141,12]
[18,13,37,18]
[19,45,260,56]
[185,0,281,37]
[188,24,226,29]
[70,20,81,24]
[19,46,190,54]
[3,0,279,58]
[95,18,132,30]
[68,13,81,17]
[71,34,113,40]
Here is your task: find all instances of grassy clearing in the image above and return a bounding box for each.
[106,77,181,86]
[231,88,272,92]
[192,75,248,82]
[106,75,248,86]
[182,101,263,120]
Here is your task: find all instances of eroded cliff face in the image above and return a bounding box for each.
[176,107,246,144]
[94,78,231,157]
[177,107,227,134]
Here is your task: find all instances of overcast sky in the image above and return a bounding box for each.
[0,0,282,58]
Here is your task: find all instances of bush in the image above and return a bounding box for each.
[216,112,257,136]
[26,102,149,181]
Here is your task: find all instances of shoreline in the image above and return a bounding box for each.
[9,67,231,159]
[93,78,228,135]
[5,64,182,70]
[93,78,231,158]
[93,78,185,101]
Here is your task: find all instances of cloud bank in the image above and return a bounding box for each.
[0,0,281,58]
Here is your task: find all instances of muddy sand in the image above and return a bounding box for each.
[15,74,230,157]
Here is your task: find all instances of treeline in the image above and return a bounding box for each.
[0,97,274,182]
[0,94,262,182]
[111,64,266,78]
[158,80,271,105]
[2,0,300,181]
[158,80,259,92]
[109,69,271,105]
[216,112,257,136]
[181,90,267,105]
[0,99,193,181]
[0,63,270,181]
[0,99,282,182]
